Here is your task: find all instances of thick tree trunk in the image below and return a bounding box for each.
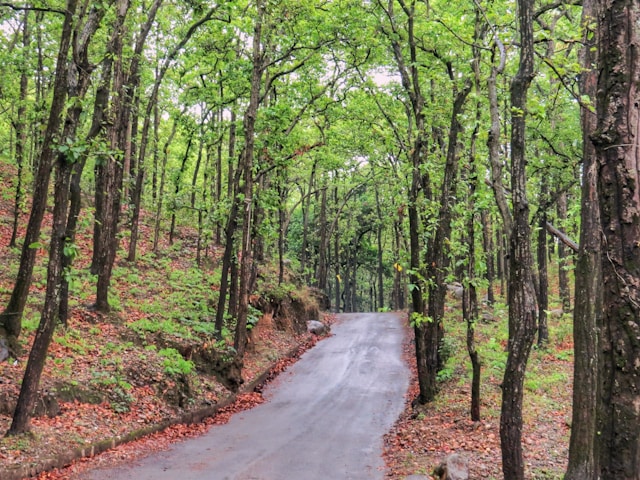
[590,0,640,476]
[500,0,538,477]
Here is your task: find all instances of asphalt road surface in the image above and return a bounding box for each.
[81,312,410,480]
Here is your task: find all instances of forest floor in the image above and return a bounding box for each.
[383,299,573,480]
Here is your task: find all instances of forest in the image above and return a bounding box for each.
[0,0,639,478]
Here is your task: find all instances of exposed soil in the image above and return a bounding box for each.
[383,305,573,480]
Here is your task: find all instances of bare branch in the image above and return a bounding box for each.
[0,2,65,14]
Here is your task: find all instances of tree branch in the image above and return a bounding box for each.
[0,2,65,14]
[545,221,578,252]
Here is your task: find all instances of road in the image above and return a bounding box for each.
[81,312,410,480]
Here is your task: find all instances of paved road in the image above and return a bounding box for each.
[81,312,410,480]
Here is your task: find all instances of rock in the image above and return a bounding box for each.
[33,391,61,418]
[405,475,429,479]
[433,453,469,480]
[309,287,330,311]
[0,337,9,362]
[480,311,495,322]
[307,320,329,336]
[447,283,463,300]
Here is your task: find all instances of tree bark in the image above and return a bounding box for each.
[9,11,29,249]
[152,118,179,253]
[60,5,122,323]
[556,192,571,313]
[481,211,495,305]
[317,187,329,293]
[234,1,264,358]
[375,186,385,310]
[537,181,549,347]
[564,0,600,476]
[500,0,538,477]
[591,0,640,475]
[8,0,87,434]
[421,81,471,403]
[169,134,194,244]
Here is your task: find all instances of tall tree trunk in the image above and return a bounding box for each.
[375,186,384,310]
[152,118,179,253]
[94,0,131,311]
[234,1,263,358]
[214,154,242,336]
[8,0,102,432]
[564,0,600,476]
[10,11,30,249]
[300,160,317,280]
[537,180,549,347]
[95,0,163,311]
[169,135,194,245]
[556,192,571,313]
[487,38,510,301]
[0,0,75,354]
[591,0,640,475]
[500,0,538,477]
[465,51,481,420]
[420,81,471,403]
[60,6,124,322]
[334,189,341,312]
[8,148,75,436]
[481,211,495,305]
[316,187,328,294]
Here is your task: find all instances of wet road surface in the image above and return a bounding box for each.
[81,312,410,480]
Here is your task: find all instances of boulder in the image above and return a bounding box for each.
[307,320,329,336]
[447,283,463,300]
[433,453,469,480]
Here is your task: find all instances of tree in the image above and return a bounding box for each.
[0,0,76,356]
[499,0,538,478]
[564,0,601,476]
[8,0,105,434]
[590,0,640,475]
